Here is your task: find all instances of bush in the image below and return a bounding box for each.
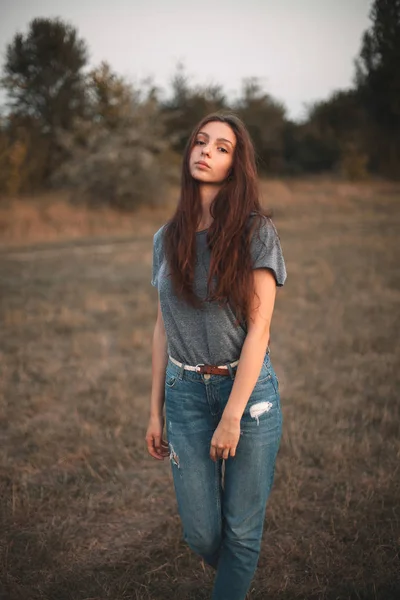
[51,89,174,211]
[0,117,51,196]
[339,142,369,180]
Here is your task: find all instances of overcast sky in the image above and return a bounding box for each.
[1,0,372,121]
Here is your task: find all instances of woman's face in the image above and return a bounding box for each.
[189,121,236,184]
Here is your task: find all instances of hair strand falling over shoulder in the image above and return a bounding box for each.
[163,112,273,328]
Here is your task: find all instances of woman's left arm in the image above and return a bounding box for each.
[209,268,277,461]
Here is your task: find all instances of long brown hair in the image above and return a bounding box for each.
[163,112,273,328]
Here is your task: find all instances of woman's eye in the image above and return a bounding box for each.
[218,147,228,153]
[195,140,205,145]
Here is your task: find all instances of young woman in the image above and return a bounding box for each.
[145,113,287,600]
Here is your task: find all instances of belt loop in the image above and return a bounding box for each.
[226,361,235,380]
[178,360,185,380]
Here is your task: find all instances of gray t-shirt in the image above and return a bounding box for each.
[151,214,287,365]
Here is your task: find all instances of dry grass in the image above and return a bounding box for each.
[0,178,399,599]
[0,189,177,248]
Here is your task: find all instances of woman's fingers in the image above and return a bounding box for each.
[146,436,161,460]
[159,439,170,456]
[222,447,230,460]
[210,444,217,462]
[153,434,161,452]
[146,440,162,460]
[209,418,240,461]
[155,435,169,454]
[146,434,169,460]
[210,444,236,461]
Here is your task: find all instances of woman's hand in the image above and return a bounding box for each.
[145,414,169,460]
[210,415,241,461]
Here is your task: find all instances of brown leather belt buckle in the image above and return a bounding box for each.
[195,364,230,376]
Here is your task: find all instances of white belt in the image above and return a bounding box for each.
[169,354,240,372]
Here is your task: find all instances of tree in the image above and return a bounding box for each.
[289,90,368,175]
[51,77,172,210]
[85,61,135,129]
[162,63,228,152]
[0,17,89,179]
[0,114,51,195]
[355,0,400,176]
[234,77,287,173]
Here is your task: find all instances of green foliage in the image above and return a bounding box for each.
[0,115,51,195]
[162,63,228,152]
[355,0,400,176]
[50,80,173,210]
[0,17,88,132]
[283,121,339,175]
[285,90,368,175]
[85,61,135,130]
[163,67,287,175]
[0,17,89,185]
[339,142,369,180]
[233,77,287,173]
[2,2,400,199]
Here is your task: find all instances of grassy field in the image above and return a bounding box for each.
[0,179,399,599]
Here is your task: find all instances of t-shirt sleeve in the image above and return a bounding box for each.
[250,217,287,286]
[151,227,164,287]
[151,238,158,287]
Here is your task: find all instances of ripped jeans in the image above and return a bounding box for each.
[164,350,282,600]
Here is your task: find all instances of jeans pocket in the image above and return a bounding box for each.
[257,359,272,384]
[165,372,178,388]
[270,373,279,396]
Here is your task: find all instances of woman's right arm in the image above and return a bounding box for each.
[150,297,168,417]
[145,297,169,460]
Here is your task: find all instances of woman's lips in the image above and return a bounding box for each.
[196,161,210,169]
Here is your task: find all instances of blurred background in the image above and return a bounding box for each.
[0,1,399,599]
[0,0,398,213]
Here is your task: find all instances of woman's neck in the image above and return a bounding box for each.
[197,183,221,230]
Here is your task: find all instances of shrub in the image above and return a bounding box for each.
[51,87,174,210]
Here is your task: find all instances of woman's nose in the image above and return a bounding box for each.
[201,144,211,156]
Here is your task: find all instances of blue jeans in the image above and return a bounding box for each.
[164,350,283,600]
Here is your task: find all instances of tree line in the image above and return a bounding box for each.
[0,0,399,208]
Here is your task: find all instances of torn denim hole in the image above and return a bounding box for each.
[169,442,180,468]
[250,401,273,425]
